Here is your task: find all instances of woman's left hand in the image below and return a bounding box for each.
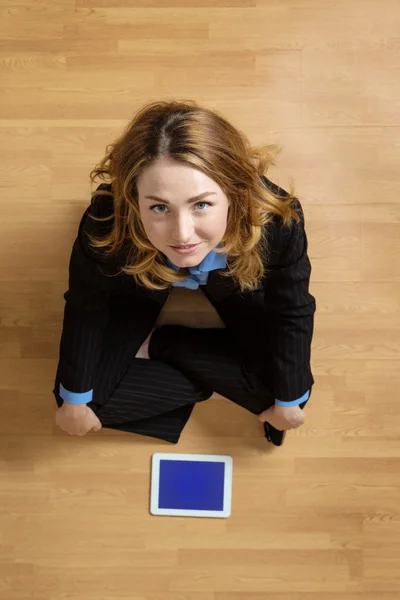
[258,404,305,431]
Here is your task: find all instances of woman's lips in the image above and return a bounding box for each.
[169,243,200,255]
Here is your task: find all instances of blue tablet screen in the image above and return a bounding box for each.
[158,459,225,511]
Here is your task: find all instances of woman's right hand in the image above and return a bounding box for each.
[55,402,102,436]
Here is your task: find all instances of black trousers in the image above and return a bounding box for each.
[90,324,280,444]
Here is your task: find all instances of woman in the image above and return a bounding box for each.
[53,99,316,446]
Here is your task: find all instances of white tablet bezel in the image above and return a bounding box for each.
[150,452,233,518]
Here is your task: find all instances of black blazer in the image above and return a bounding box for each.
[53,177,316,408]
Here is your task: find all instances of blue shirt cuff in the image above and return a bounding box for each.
[59,383,93,405]
[275,389,310,407]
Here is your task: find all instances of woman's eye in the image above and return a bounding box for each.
[151,204,168,213]
[196,201,212,210]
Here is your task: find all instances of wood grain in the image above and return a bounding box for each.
[0,0,399,597]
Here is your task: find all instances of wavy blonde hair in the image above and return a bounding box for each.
[88,99,300,291]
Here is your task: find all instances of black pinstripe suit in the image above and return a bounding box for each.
[53,177,316,443]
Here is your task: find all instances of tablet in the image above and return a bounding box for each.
[150,453,233,518]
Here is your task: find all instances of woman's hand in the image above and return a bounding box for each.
[258,404,305,431]
[55,402,102,436]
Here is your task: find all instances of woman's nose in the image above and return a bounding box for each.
[171,214,194,244]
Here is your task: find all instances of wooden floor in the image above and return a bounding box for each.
[1,0,400,598]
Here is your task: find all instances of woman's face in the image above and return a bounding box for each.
[137,157,230,267]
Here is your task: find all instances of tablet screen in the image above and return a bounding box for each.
[159,459,225,511]
[151,453,232,518]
